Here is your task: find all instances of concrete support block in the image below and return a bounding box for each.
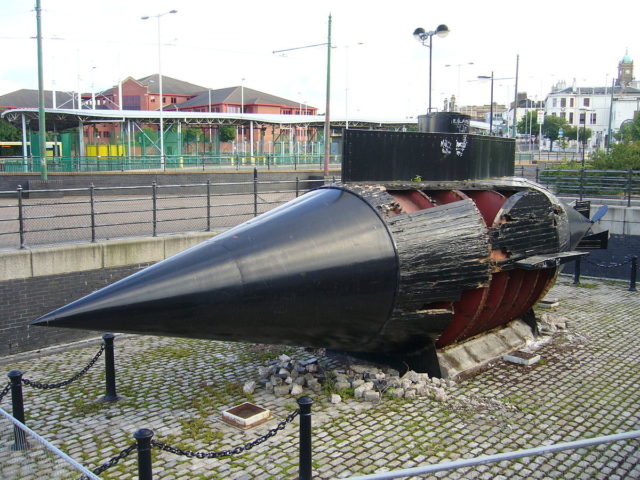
[437,319,534,379]
[163,232,218,258]
[624,207,640,235]
[103,237,164,268]
[0,249,32,280]
[31,243,103,277]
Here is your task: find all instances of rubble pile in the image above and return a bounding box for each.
[244,354,457,404]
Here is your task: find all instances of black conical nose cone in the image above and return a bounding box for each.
[33,187,399,351]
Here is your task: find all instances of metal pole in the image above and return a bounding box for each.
[8,370,28,450]
[298,396,313,480]
[90,184,96,243]
[428,34,433,113]
[17,186,25,249]
[152,181,157,237]
[102,333,118,402]
[630,256,637,292]
[253,168,258,217]
[627,169,633,208]
[489,72,494,135]
[157,17,165,171]
[512,54,519,138]
[607,79,614,153]
[206,180,211,232]
[323,14,332,177]
[296,177,300,198]
[35,0,47,181]
[573,258,581,285]
[134,429,154,480]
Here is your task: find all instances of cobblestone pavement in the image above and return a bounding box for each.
[0,276,638,479]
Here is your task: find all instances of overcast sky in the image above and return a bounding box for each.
[1,0,638,119]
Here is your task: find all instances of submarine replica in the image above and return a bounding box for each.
[33,112,607,375]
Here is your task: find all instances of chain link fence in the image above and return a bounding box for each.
[0,174,327,249]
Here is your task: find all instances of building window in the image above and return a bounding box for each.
[590,113,597,124]
[569,112,574,123]
[552,98,557,107]
[584,98,590,107]
[570,98,574,107]
[560,98,566,107]
[171,97,177,104]
[150,97,155,103]
[227,105,241,113]
[560,111,566,119]
[123,95,141,110]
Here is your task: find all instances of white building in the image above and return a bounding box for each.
[543,54,640,149]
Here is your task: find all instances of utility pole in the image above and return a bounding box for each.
[35,0,47,180]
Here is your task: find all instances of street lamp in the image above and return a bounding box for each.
[478,72,495,134]
[141,9,177,170]
[579,107,592,169]
[413,24,450,113]
[444,61,473,106]
[273,14,332,176]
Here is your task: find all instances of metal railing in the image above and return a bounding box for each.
[538,168,640,203]
[0,173,328,249]
[341,430,640,480]
[0,153,342,173]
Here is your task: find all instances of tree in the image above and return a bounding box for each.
[615,112,640,143]
[516,110,540,136]
[0,118,21,141]
[542,115,569,151]
[563,125,592,143]
[183,127,203,143]
[591,142,640,170]
[219,125,236,142]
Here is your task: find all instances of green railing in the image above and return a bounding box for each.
[0,153,341,173]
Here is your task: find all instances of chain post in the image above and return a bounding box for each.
[630,256,637,292]
[573,258,581,285]
[17,185,25,249]
[8,370,28,450]
[102,333,119,402]
[253,168,258,217]
[151,181,157,237]
[295,177,300,198]
[206,180,212,232]
[134,429,154,480]
[89,183,96,243]
[297,396,313,480]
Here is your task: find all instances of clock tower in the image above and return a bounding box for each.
[617,51,634,86]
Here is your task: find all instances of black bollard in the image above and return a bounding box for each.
[573,258,581,285]
[8,370,28,450]
[297,396,313,480]
[134,428,154,480]
[630,256,637,292]
[102,334,119,402]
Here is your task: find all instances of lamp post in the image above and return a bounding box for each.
[35,0,47,180]
[444,62,474,106]
[413,24,450,113]
[272,14,332,176]
[141,9,177,170]
[478,72,495,134]
[579,108,591,169]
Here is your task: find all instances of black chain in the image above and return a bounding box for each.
[584,258,632,268]
[152,409,300,459]
[22,344,105,390]
[81,442,137,479]
[0,382,10,403]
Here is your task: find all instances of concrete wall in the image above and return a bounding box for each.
[591,204,640,236]
[0,232,218,357]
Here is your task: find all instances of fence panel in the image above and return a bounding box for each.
[0,177,327,249]
[0,407,102,480]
